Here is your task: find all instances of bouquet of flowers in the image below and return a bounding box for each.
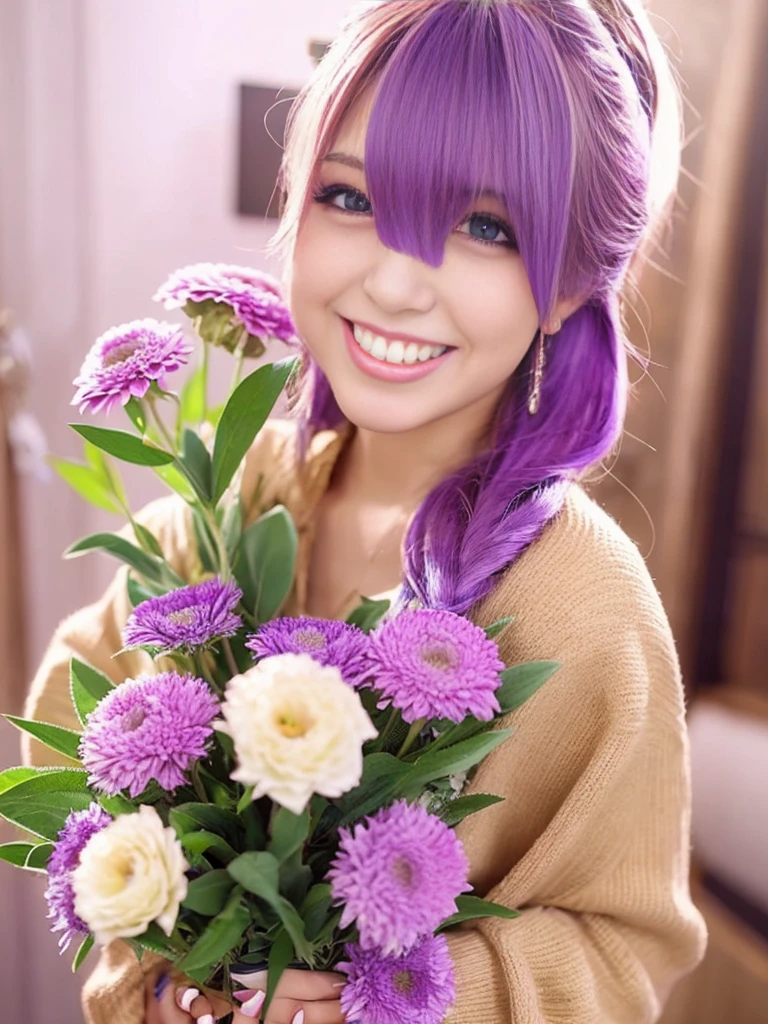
[0,265,558,1024]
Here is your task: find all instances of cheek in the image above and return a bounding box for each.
[451,257,539,368]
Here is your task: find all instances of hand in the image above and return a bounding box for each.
[147,965,347,1024]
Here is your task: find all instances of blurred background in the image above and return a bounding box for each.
[0,0,766,1020]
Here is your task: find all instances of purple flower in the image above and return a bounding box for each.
[79,673,220,797]
[369,610,504,724]
[153,263,297,357]
[122,577,243,655]
[339,936,456,1024]
[45,804,112,950]
[328,800,471,955]
[246,617,372,687]
[72,318,193,415]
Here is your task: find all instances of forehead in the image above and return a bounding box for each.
[325,91,376,161]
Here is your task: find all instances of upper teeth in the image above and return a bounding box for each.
[352,323,447,364]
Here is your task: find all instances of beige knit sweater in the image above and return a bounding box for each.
[23,420,707,1023]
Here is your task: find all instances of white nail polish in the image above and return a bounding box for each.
[241,989,266,1018]
[291,1010,305,1024]
[177,987,200,1013]
[197,1016,214,1024]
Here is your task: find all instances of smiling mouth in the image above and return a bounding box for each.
[346,319,451,365]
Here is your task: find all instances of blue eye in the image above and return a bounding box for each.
[460,213,516,249]
[314,185,372,215]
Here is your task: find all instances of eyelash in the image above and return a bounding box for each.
[312,184,518,250]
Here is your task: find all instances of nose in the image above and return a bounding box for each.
[362,244,437,317]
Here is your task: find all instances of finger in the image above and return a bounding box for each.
[271,968,346,1002]
[175,985,217,1024]
[156,978,194,1024]
[263,996,345,1024]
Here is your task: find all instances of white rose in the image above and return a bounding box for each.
[218,653,378,815]
[72,805,188,946]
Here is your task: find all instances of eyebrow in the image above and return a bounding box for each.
[323,152,365,171]
[322,152,505,206]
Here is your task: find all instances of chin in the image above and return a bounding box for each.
[331,384,436,435]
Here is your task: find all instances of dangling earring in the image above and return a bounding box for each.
[527,329,547,416]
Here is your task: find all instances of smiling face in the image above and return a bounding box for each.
[289,96,548,438]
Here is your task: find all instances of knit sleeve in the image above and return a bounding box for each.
[443,540,708,1022]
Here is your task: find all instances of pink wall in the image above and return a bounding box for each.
[0,2,350,1019]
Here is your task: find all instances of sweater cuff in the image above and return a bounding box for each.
[444,927,509,1022]
[81,940,166,1024]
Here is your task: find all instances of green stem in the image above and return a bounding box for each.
[146,397,177,454]
[221,638,239,678]
[201,504,231,581]
[397,718,427,758]
[201,342,209,422]
[374,708,400,753]
[191,762,208,804]
[230,339,246,392]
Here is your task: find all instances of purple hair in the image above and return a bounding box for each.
[268,0,680,614]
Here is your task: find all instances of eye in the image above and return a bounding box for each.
[458,212,517,249]
[314,184,373,215]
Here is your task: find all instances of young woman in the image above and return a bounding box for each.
[24,2,707,1022]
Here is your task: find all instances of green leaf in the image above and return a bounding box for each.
[4,716,81,761]
[98,792,136,817]
[72,933,95,973]
[126,575,155,609]
[153,461,196,503]
[180,830,237,865]
[300,883,333,943]
[180,364,206,425]
[265,928,295,1015]
[70,424,174,467]
[438,793,505,828]
[221,498,243,561]
[49,458,121,514]
[132,521,164,558]
[26,842,55,869]
[211,358,296,504]
[437,894,520,931]
[85,441,130,509]
[124,398,147,434]
[175,888,251,977]
[337,753,410,826]
[496,662,560,714]
[64,532,165,581]
[169,803,241,847]
[0,769,92,841]
[346,596,392,633]
[227,851,312,961]
[268,807,310,864]
[0,766,43,796]
[69,657,115,726]
[64,533,184,588]
[0,841,48,870]
[129,922,180,961]
[234,505,298,622]
[180,429,213,501]
[483,616,515,641]
[182,870,236,915]
[395,731,513,797]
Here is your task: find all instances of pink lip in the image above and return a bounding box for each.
[342,318,455,383]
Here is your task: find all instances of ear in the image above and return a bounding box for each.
[543,294,585,334]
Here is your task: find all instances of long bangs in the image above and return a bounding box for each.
[365,0,574,316]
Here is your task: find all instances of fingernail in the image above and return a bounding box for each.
[332,981,345,989]
[291,1010,305,1024]
[176,986,200,1012]
[240,989,266,1017]
[153,972,170,1001]
[197,1016,215,1024]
